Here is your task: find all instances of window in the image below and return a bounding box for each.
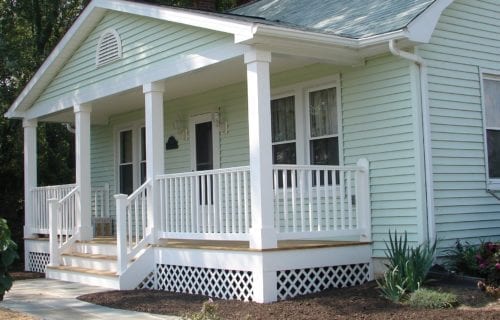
[308,87,339,166]
[271,96,296,164]
[270,77,342,187]
[484,75,500,183]
[117,124,146,195]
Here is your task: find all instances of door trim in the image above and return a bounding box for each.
[189,113,220,171]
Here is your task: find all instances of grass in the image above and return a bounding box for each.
[407,288,459,309]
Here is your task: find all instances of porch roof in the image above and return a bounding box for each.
[6,0,454,120]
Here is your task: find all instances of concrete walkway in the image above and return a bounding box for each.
[3,278,180,320]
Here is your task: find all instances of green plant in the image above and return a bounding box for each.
[476,241,500,286]
[183,300,222,320]
[378,230,436,301]
[0,218,19,300]
[444,240,480,277]
[407,288,458,309]
[376,266,407,302]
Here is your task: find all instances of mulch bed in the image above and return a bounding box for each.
[78,278,500,320]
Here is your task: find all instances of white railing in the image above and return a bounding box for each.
[156,166,251,240]
[92,183,110,218]
[30,184,76,234]
[48,186,80,266]
[273,159,371,241]
[115,180,151,274]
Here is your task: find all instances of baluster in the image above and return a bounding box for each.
[201,175,206,233]
[283,169,288,233]
[308,169,313,232]
[299,169,305,232]
[237,171,242,233]
[224,172,229,233]
[316,169,321,231]
[190,176,195,233]
[291,169,297,232]
[230,171,236,234]
[180,176,184,233]
[243,170,249,233]
[185,176,190,233]
[347,170,353,230]
[340,170,345,230]
[208,174,213,233]
[273,169,279,230]
[324,170,329,231]
[218,173,223,233]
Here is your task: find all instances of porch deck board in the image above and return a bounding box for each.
[157,239,370,251]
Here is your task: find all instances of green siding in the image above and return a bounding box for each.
[418,0,500,250]
[36,11,231,105]
[342,55,421,257]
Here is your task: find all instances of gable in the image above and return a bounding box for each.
[32,11,233,115]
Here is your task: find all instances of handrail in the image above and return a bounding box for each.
[156,166,250,179]
[273,164,365,171]
[32,183,76,191]
[127,179,152,201]
[59,186,79,203]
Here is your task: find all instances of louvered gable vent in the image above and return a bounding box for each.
[96,29,122,67]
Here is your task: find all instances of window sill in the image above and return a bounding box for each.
[487,181,500,191]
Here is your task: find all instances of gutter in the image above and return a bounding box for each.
[388,40,435,245]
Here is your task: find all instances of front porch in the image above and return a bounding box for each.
[24,160,372,302]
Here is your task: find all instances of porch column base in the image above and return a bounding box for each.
[249,227,277,250]
[24,226,35,239]
[253,267,278,303]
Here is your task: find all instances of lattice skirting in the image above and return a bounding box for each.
[27,252,50,273]
[277,263,371,300]
[152,264,254,301]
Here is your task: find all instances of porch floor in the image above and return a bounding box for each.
[27,236,370,252]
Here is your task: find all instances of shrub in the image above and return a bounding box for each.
[377,230,436,301]
[476,241,500,286]
[407,288,458,309]
[444,240,480,277]
[0,218,18,300]
[376,266,406,303]
[183,300,222,320]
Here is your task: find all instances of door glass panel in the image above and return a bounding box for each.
[195,122,213,171]
[120,130,133,163]
[119,165,133,195]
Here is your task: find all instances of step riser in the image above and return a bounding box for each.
[46,268,119,289]
[61,256,118,272]
[74,243,117,256]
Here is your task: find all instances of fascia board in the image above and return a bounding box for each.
[406,0,454,42]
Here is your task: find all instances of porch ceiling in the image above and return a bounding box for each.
[39,54,318,124]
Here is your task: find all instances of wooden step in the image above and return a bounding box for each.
[46,265,119,289]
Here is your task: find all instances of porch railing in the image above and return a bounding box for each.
[30,184,76,234]
[273,159,370,241]
[48,186,80,266]
[156,166,251,241]
[115,180,151,274]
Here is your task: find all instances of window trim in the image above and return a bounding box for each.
[271,75,343,167]
[114,121,145,195]
[481,69,500,190]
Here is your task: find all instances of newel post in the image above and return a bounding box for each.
[115,194,128,275]
[48,198,60,266]
[356,158,371,242]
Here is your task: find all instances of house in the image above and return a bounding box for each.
[6,0,500,303]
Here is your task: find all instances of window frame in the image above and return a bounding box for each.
[481,69,500,190]
[114,121,146,195]
[271,93,298,165]
[271,75,343,168]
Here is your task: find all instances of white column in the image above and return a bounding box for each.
[74,103,92,240]
[244,48,277,249]
[23,119,37,239]
[143,81,165,242]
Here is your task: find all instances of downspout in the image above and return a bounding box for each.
[389,40,435,245]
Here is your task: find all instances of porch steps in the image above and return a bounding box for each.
[46,238,120,289]
[46,265,119,289]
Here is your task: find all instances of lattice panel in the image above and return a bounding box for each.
[277,263,370,300]
[137,271,155,289]
[28,252,50,273]
[156,264,253,301]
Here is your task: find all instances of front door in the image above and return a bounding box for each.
[190,114,220,206]
[190,113,220,171]
[117,125,146,195]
